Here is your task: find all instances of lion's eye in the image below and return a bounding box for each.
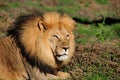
[53,35,59,40]
[66,34,69,39]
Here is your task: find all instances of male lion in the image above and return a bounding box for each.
[0,12,75,80]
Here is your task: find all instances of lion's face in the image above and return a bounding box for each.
[47,26,71,61]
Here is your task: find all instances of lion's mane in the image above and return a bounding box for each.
[0,12,75,80]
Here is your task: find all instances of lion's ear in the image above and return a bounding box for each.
[38,21,47,32]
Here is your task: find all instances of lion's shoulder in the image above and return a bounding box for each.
[0,37,29,79]
[0,37,25,72]
[0,37,13,46]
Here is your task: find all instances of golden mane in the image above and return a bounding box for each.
[0,12,76,80]
[43,12,75,30]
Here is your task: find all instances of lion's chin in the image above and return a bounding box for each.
[57,55,68,61]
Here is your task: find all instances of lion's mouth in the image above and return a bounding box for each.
[56,54,68,61]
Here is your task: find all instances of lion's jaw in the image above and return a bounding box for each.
[56,49,69,61]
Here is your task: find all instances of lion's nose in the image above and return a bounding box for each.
[62,47,69,51]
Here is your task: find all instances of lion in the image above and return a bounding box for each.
[0,12,75,80]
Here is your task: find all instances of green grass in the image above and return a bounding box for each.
[86,74,108,80]
[7,2,20,8]
[75,23,120,44]
[0,2,20,11]
[112,24,120,37]
[95,0,108,4]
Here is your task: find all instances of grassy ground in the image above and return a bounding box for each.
[0,0,120,80]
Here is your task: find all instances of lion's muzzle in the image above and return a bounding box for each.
[56,48,69,61]
[56,54,68,61]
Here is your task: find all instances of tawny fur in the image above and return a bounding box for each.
[0,12,75,80]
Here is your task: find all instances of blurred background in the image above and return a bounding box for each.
[0,0,120,80]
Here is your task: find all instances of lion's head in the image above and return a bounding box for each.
[8,12,75,69]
